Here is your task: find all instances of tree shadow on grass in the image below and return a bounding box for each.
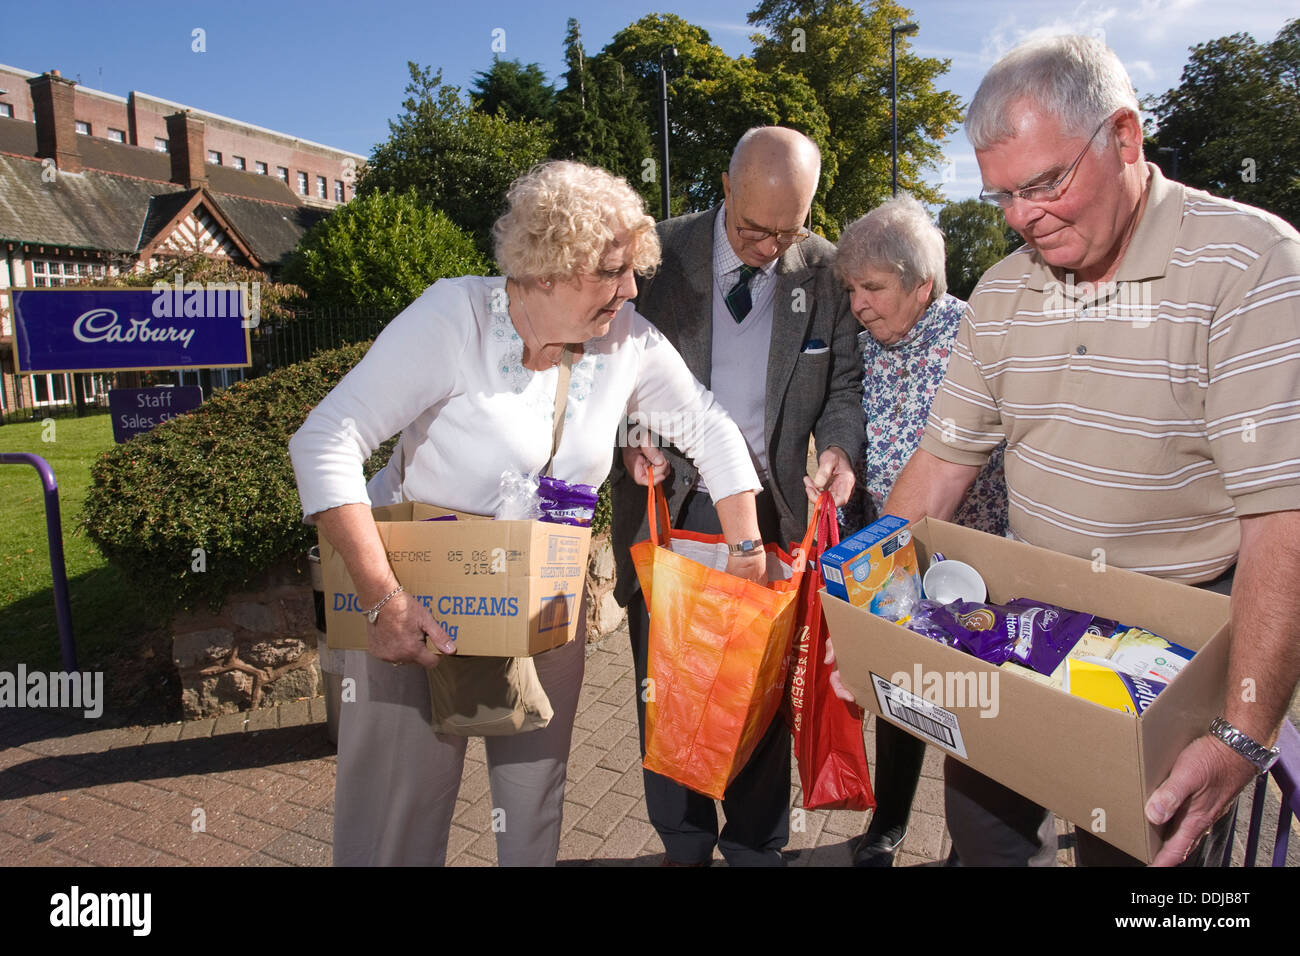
[0,564,181,727]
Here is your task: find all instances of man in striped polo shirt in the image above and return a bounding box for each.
[883,35,1300,865]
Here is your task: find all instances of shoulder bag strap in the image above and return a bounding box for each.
[543,346,575,478]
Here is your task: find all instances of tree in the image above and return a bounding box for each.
[601,14,831,218]
[283,190,490,312]
[551,19,655,209]
[357,63,554,254]
[470,58,555,122]
[1149,19,1300,226]
[96,253,305,319]
[748,0,963,236]
[937,199,1021,300]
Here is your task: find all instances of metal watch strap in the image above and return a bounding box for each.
[1208,717,1280,774]
[727,538,763,555]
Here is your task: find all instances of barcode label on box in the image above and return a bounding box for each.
[870,671,968,759]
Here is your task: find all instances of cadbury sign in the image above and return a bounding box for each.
[13,288,252,373]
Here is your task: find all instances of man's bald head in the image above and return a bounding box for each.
[727,127,821,202]
[721,127,821,267]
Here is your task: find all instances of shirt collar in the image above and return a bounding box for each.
[712,205,778,283]
[1024,161,1182,291]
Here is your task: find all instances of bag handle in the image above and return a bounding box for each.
[646,480,673,549]
[790,491,838,573]
[815,490,840,552]
[646,480,837,566]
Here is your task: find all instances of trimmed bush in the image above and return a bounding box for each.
[83,342,385,610]
[282,190,491,312]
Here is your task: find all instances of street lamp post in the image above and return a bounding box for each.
[658,47,676,221]
[891,22,918,197]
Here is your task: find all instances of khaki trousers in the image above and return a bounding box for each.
[332,627,586,866]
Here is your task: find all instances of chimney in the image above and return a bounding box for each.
[164,110,208,189]
[28,70,82,174]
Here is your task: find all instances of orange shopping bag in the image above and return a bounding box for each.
[629,482,815,798]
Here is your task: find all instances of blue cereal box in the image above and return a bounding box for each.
[820,515,921,614]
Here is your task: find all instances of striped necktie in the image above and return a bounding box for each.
[725,265,759,323]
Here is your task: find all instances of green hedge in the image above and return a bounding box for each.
[83,342,612,611]
[83,343,380,609]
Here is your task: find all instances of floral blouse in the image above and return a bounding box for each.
[840,292,1008,536]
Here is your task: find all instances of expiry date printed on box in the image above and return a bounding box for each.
[871,672,968,759]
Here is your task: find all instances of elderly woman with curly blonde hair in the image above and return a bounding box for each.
[289,160,765,866]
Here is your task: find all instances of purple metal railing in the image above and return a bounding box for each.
[1227,717,1298,867]
[0,452,78,671]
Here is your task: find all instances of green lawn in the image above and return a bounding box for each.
[0,413,174,721]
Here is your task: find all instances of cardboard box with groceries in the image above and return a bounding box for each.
[319,502,591,657]
[820,517,1231,863]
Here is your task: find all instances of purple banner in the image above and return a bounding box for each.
[13,289,251,373]
[108,387,204,443]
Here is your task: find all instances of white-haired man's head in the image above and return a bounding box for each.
[721,126,822,268]
[966,34,1140,152]
[967,35,1149,284]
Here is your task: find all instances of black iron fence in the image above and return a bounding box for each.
[1,306,395,426]
[1,375,114,427]
[248,305,392,376]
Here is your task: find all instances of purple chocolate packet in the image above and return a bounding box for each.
[1006,598,1119,643]
[928,599,1093,674]
[537,475,598,527]
[903,600,963,647]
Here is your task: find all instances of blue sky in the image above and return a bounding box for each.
[3,0,1296,202]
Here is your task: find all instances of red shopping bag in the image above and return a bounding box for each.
[630,482,812,799]
[788,492,875,811]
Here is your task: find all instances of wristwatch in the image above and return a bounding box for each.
[1208,717,1280,774]
[727,539,763,556]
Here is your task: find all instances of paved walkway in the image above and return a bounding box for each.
[1,623,1292,866]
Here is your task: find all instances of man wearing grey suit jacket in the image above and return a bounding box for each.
[610,127,863,865]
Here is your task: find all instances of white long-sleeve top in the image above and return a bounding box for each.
[289,275,760,519]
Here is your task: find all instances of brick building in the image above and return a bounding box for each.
[0,64,366,416]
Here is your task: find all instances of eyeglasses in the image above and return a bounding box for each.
[732,209,813,245]
[978,118,1109,209]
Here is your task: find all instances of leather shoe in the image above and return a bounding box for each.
[852,828,906,867]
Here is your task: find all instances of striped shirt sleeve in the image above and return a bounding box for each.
[1204,234,1300,516]
[919,299,1006,467]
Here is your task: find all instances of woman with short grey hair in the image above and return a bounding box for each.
[834,193,1007,866]
[834,194,947,346]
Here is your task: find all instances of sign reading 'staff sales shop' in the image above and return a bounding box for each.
[13,288,252,373]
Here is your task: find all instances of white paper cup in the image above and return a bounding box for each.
[923,559,987,604]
